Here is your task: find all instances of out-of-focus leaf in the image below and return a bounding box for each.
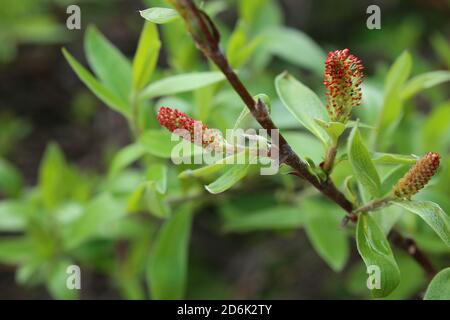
[62,48,130,117]
[148,206,193,299]
[380,165,410,196]
[140,72,226,99]
[205,164,250,194]
[139,130,178,158]
[264,27,325,75]
[283,132,324,164]
[85,26,132,103]
[393,200,450,247]
[140,7,180,24]
[227,22,262,68]
[127,164,169,218]
[223,206,304,232]
[302,200,349,271]
[356,213,400,298]
[348,127,380,198]
[0,201,27,232]
[109,143,147,177]
[47,260,79,300]
[0,237,33,265]
[275,72,328,144]
[132,22,161,90]
[146,163,168,194]
[38,143,67,209]
[424,267,450,300]
[0,157,23,197]
[376,51,412,148]
[64,193,125,249]
[430,33,450,68]
[371,153,417,165]
[422,102,450,153]
[401,71,450,100]
[239,0,268,25]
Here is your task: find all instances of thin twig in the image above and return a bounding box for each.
[168,0,436,278]
[388,230,436,279]
[170,0,354,214]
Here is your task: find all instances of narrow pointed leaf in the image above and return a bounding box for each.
[356,213,400,298]
[392,200,450,247]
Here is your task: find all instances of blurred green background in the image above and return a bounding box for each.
[0,0,449,299]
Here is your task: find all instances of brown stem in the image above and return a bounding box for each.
[388,230,436,279]
[171,0,354,214]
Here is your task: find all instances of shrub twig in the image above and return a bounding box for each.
[168,0,435,278]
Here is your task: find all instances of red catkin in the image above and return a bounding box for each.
[157,107,217,147]
[324,48,364,123]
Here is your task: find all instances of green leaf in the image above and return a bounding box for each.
[64,193,125,249]
[376,51,412,148]
[126,164,169,218]
[380,165,410,196]
[140,72,226,99]
[424,267,450,300]
[283,132,324,164]
[205,164,250,194]
[315,119,346,143]
[223,206,304,232]
[431,33,450,68]
[303,200,349,271]
[0,201,27,232]
[85,25,132,103]
[238,0,269,25]
[146,183,170,218]
[422,102,450,152]
[348,127,381,198]
[47,260,79,300]
[139,130,178,158]
[62,48,130,117]
[264,27,325,75]
[140,129,204,160]
[38,143,67,209]
[233,94,270,130]
[227,22,262,68]
[275,72,328,144]
[109,143,147,177]
[132,22,161,90]
[371,153,417,165]
[0,157,23,197]
[140,7,180,24]
[0,237,33,265]
[371,206,403,235]
[356,213,400,298]
[392,200,450,247]
[148,207,193,299]
[401,71,450,100]
[178,153,242,179]
[146,163,167,194]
